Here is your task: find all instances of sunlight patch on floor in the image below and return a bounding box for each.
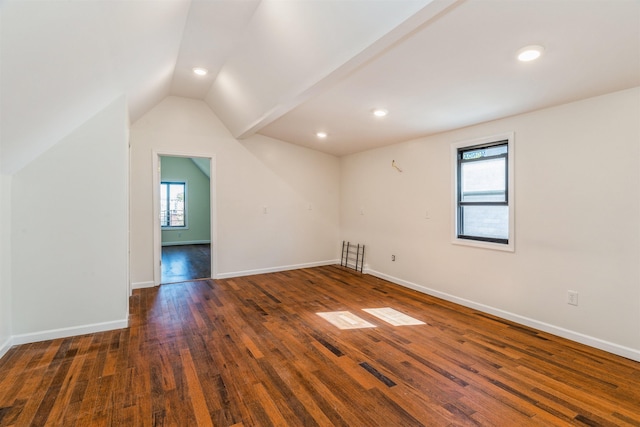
[316,311,376,330]
[363,307,425,326]
[317,307,425,329]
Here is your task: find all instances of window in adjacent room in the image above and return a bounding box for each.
[452,133,514,251]
[160,182,186,228]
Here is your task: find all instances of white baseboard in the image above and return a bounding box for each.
[132,280,156,290]
[161,240,210,247]
[216,259,339,279]
[11,318,129,346]
[366,269,640,363]
[0,336,13,360]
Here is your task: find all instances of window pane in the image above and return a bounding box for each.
[460,205,508,240]
[462,144,507,160]
[161,182,185,227]
[453,136,512,249]
[461,157,506,202]
[168,184,185,227]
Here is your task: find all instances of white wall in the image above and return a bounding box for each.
[0,5,10,358]
[0,173,12,357]
[341,87,640,360]
[130,96,340,286]
[11,96,129,340]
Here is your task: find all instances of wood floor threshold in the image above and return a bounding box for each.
[0,265,638,426]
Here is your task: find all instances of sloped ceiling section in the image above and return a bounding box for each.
[191,157,210,179]
[170,0,261,100]
[0,0,449,174]
[204,0,458,139]
[1,0,638,173]
[0,0,191,174]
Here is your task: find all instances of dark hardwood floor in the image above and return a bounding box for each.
[0,265,639,426]
[161,244,211,284]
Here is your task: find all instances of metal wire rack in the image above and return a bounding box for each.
[340,241,365,273]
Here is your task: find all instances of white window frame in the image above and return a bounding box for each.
[160,180,188,230]
[451,132,515,252]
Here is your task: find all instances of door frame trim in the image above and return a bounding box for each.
[152,150,217,285]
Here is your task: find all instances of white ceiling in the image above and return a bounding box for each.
[261,0,640,156]
[1,0,639,173]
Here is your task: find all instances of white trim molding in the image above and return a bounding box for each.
[132,281,156,290]
[0,336,13,359]
[153,151,217,286]
[11,318,129,346]
[216,260,339,279]
[365,268,640,363]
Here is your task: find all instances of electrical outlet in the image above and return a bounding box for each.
[391,255,396,262]
[567,290,579,306]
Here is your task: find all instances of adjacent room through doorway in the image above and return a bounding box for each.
[159,155,212,284]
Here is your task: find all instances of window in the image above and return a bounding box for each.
[160,182,186,228]
[452,133,514,251]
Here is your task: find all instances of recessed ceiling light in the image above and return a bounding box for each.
[517,45,544,62]
[373,108,388,117]
[193,67,208,76]
[316,131,328,139]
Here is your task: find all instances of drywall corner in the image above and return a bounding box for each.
[11,96,129,338]
[0,173,13,358]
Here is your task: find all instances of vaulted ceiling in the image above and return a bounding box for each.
[1,0,638,173]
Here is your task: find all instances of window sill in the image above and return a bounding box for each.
[452,237,514,252]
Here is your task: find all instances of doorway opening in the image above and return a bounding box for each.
[153,153,216,285]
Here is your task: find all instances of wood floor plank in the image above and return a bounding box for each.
[0,265,639,426]
[180,348,214,427]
